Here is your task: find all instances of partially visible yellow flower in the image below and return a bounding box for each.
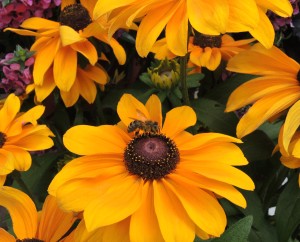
[5,0,125,93]
[0,94,54,176]
[93,0,292,57]
[27,64,108,107]
[189,34,255,71]
[0,186,76,241]
[277,100,300,186]
[48,94,254,241]
[225,43,300,138]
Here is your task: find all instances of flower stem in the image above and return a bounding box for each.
[179,54,190,106]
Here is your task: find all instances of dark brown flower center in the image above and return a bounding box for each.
[16,239,44,242]
[193,32,222,48]
[124,133,180,180]
[0,132,6,148]
[297,69,300,82]
[59,4,92,31]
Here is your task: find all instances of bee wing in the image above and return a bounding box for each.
[135,108,148,122]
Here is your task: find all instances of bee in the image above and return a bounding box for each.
[127,109,160,135]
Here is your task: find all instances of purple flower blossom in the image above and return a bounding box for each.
[0,46,34,95]
[0,0,61,30]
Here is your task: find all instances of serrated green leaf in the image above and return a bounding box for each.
[276,173,300,242]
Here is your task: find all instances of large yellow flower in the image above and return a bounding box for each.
[5,0,125,93]
[48,94,254,241]
[225,43,300,138]
[27,64,108,107]
[0,184,76,241]
[0,94,54,176]
[93,0,292,57]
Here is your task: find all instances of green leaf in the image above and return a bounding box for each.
[212,216,253,242]
[191,98,238,136]
[276,173,300,242]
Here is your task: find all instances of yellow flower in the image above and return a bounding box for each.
[27,64,108,107]
[225,43,300,138]
[0,94,54,176]
[5,0,125,93]
[93,0,292,57]
[0,185,76,241]
[48,94,254,241]
[277,100,300,186]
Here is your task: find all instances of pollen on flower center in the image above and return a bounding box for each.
[59,4,92,31]
[16,239,44,242]
[124,133,180,180]
[193,32,222,48]
[0,132,6,148]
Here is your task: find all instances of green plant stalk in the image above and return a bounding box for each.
[179,53,190,106]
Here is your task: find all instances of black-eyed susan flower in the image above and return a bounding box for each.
[5,0,125,94]
[0,94,54,176]
[48,94,254,241]
[225,43,300,138]
[26,63,108,107]
[152,34,255,71]
[93,0,292,57]
[277,100,300,186]
[0,184,76,241]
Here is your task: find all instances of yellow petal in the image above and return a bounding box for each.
[0,228,15,242]
[162,106,196,138]
[145,95,163,128]
[0,149,14,175]
[136,2,179,57]
[0,186,37,239]
[130,182,165,242]
[20,17,60,30]
[226,0,259,32]
[200,47,222,71]
[236,87,300,138]
[60,79,80,107]
[33,36,61,85]
[4,28,40,37]
[225,76,299,112]
[179,159,255,190]
[34,68,56,102]
[117,94,150,127]
[3,145,31,171]
[81,65,108,85]
[6,105,46,137]
[71,40,98,65]
[53,46,77,91]
[180,142,248,166]
[173,171,247,208]
[164,177,226,237]
[153,180,195,242]
[282,100,300,152]
[63,125,129,155]
[59,25,85,46]
[178,132,241,150]
[280,155,300,169]
[249,8,274,49]
[37,195,76,242]
[0,175,6,186]
[165,0,188,56]
[48,154,125,199]
[226,43,299,76]
[187,0,229,35]
[0,94,20,133]
[93,0,136,20]
[61,0,75,10]
[84,175,143,230]
[76,71,97,104]
[258,0,293,17]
